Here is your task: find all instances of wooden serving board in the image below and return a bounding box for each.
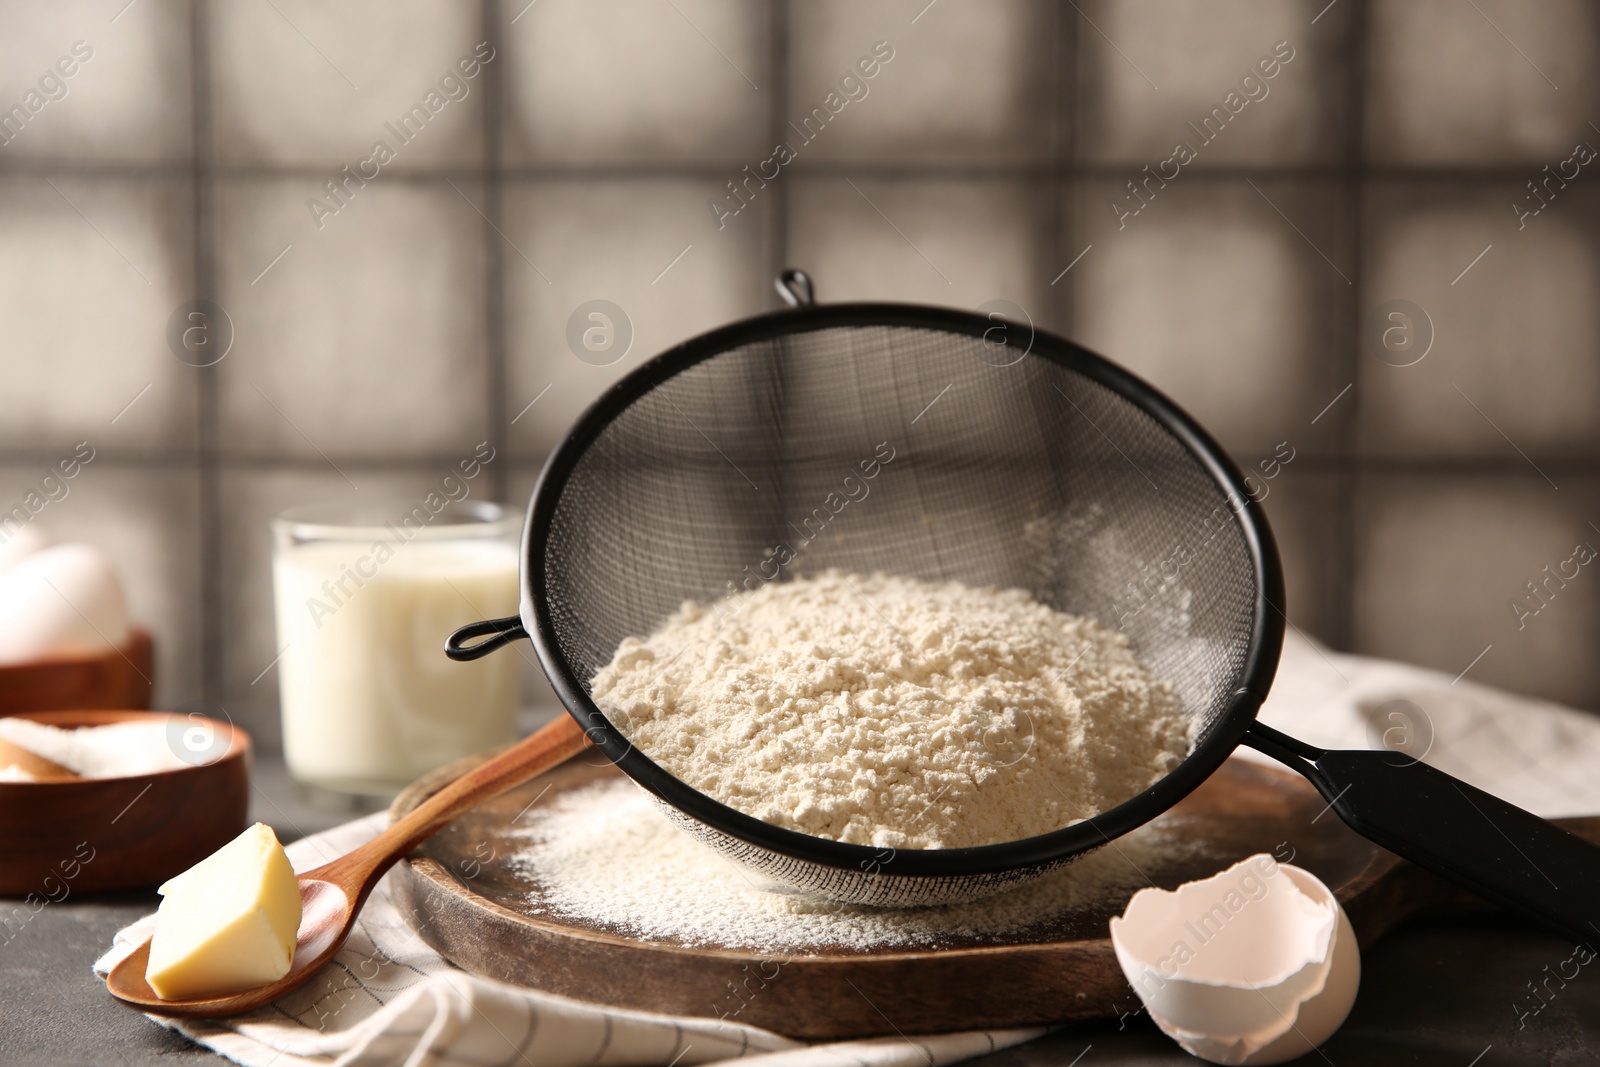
[390,752,1600,1040]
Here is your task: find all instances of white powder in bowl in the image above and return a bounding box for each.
[508,776,1201,951]
[0,717,190,779]
[591,570,1190,850]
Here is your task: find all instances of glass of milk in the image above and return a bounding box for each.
[271,499,521,807]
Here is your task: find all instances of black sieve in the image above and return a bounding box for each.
[450,272,1600,936]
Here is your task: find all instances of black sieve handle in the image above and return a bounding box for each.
[1243,721,1600,950]
[445,615,527,661]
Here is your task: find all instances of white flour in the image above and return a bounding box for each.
[507,776,1200,951]
[592,570,1190,849]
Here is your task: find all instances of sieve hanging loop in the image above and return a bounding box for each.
[444,614,527,662]
[775,269,815,308]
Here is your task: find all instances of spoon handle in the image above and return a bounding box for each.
[312,715,592,889]
[0,738,80,780]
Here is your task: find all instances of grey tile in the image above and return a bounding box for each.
[1354,474,1600,709]
[1360,183,1600,461]
[0,0,192,163]
[780,177,1055,476]
[214,176,490,461]
[217,464,522,750]
[0,461,203,710]
[1366,0,1600,166]
[1251,467,1342,645]
[786,0,1058,165]
[209,0,485,169]
[1068,176,1353,457]
[0,175,198,455]
[788,176,1053,317]
[1077,0,1350,167]
[501,0,771,165]
[501,177,769,458]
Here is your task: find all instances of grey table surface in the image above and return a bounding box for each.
[4,753,1597,1066]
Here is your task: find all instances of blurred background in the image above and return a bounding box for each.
[1,0,1597,811]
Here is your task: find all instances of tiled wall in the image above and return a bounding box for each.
[2,0,1597,755]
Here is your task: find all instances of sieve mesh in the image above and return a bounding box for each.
[529,310,1277,906]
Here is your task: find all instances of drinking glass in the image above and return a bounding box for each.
[271,499,520,808]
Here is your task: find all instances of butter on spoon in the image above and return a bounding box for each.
[106,714,591,1015]
[146,823,302,1001]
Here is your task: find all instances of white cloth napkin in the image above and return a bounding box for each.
[95,631,1600,1066]
[1249,630,1600,818]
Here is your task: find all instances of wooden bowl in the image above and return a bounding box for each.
[0,628,155,714]
[0,709,250,897]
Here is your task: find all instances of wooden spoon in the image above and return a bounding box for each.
[0,736,80,780]
[106,714,590,1017]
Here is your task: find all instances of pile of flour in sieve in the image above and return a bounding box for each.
[591,569,1190,850]
[508,776,1203,951]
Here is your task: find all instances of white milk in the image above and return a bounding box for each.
[272,537,520,795]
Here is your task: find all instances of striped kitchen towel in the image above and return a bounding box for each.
[94,812,1046,1067]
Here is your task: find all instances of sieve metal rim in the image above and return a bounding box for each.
[518,301,1285,880]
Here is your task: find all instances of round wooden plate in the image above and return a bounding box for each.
[390,751,1599,1040]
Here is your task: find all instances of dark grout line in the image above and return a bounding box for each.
[192,0,223,708]
[743,0,791,535]
[483,0,509,506]
[3,447,1598,477]
[1284,456,1600,478]
[1334,0,1373,652]
[0,159,1585,183]
[1052,0,1075,336]
[0,449,561,470]
[768,0,789,295]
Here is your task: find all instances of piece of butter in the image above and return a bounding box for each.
[146,823,302,1000]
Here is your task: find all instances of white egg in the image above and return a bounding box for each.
[0,543,130,665]
[0,524,49,575]
[1110,853,1360,1066]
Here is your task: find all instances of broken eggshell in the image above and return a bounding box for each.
[1109,854,1360,1066]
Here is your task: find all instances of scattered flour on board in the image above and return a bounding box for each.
[507,776,1206,951]
[590,570,1191,849]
